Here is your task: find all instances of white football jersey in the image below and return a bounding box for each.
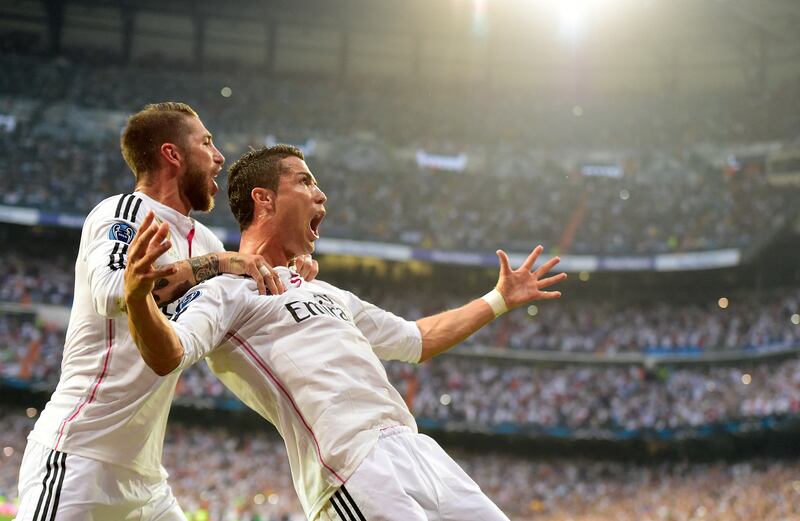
[168,268,422,519]
[28,192,224,478]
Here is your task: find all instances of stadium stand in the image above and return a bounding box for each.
[0,55,797,255]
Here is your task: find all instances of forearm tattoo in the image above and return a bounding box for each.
[171,281,193,299]
[152,278,169,303]
[190,254,220,283]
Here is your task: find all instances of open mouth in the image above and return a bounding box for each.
[309,211,325,239]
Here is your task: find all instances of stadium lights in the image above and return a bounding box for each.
[553,0,608,41]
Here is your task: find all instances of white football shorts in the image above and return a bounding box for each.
[14,439,185,521]
[316,426,509,521]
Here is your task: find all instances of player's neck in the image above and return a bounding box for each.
[239,227,291,268]
[136,181,191,216]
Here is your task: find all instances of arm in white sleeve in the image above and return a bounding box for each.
[340,288,422,363]
[85,196,147,318]
[126,278,244,375]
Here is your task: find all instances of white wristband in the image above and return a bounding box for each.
[481,289,508,318]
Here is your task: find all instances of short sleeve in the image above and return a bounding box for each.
[336,287,422,363]
[84,194,147,318]
[168,277,246,371]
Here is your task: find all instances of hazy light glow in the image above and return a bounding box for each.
[440,394,452,406]
[527,304,539,316]
[741,373,751,385]
[472,0,489,36]
[554,0,606,40]
[718,297,729,309]
[791,313,800,325]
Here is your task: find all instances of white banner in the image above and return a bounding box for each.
[415,150,468,172]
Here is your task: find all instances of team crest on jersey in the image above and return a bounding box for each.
[108,222,136,244]
[171,290,202,321]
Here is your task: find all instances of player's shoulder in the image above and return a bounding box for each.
[86,192,149,224]
[306,279,353,301]
[306,278,339,292]
[203,274,259,297]
[171,275,254,313]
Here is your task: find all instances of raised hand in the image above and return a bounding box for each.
[495,245,567,310]
[124,211,177,302]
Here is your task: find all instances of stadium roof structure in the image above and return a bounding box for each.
[1,0,800,93]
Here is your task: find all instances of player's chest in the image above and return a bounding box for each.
[258,287,356,330]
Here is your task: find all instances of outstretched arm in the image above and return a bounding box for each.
[124,211,188,375]
[415,245,565,362]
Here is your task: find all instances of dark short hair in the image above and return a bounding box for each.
[120,102,198,182]
[227,144,305,231]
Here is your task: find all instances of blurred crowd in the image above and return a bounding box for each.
[388,356,800,434]
[0,54,797,255]
[0,405,798,521]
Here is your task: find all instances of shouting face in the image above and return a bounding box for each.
[272,156,327,258]
[178,116,225,212]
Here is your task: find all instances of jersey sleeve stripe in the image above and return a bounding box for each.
[114,244,129,271]
[129,197,143,222]
[122,195,136,221]
[226,331,346,484]
[107,243,121,270]
[113,194,127,219]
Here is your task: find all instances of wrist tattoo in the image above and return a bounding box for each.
[228,256,245,272]
[190,254,220,283]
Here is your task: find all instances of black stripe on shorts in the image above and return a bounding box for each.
[330,485,366,521]
[32,450,67,521]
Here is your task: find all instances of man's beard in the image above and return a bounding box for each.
[182,160,215,213]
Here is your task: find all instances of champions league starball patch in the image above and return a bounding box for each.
[108,221,136,244]
[171,290,202,321]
